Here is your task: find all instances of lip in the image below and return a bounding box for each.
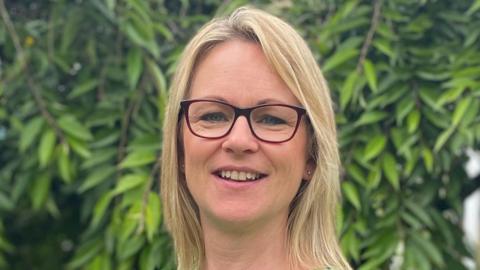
[211,165,269,186]
[211,165,267,175]
[211,173,269,190]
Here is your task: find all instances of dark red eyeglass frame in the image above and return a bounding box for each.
[179,99,307,143]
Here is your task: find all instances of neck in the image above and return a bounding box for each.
[200,215,298,270]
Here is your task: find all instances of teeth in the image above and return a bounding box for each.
[218,170,262,181]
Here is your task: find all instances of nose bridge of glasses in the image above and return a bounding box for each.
[229,107,255,134]
[233,107,253,120]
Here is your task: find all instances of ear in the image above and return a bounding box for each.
[302,159,316,181]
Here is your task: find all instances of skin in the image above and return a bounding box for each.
[182,39,313,270]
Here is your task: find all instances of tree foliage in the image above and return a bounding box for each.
[0,0,479,269]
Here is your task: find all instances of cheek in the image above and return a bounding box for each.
[182,131,215,181]
[268,139,308,177]
[284,131,309,177]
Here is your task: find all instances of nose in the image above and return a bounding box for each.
[221,116,259,154]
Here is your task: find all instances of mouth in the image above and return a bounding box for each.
[213,169,268,182]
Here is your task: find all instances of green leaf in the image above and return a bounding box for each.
[354,111,388,127]
[366,164,381,190]
[364,135,387,161]
[30,171,52,210]
[422,147,434,173]
[464,30,480,47]
[358,257,388,270]
[401,211,422,229]
[19,117,44,152]
[127,11,153,41]
[38,129,56,168]
[145,192,162,241]
[342,182,361,210]
[78,166,116,193]
[68,79,98,99]
[106,0,116,12]
[57,144,72,183]
[410,234,444,267]
[112,174,147,196]
[58,115,94,141]
[436,87,465,106]
[407,109,420,134]
[382,153,399,190]
[127,47,143,89]
[60,9,81,53]
[146,59,167,125]
[363,59,378,92]
[452,97,471,126]
[87,253,112,270]
[395,96,415,125]
[404,200,433,227]
[346,163,366,185]
[322,48,358,72]
[404,148,420,176]
[461,99,479,127]
[405,238,431,270]
[373,38,394,59]
[81,148,117,169]
[91,192,114,228]
[67,238,103,269]
[416,71,450,81]
[117,235,145,260]
[430,210,454,246]
[340,227,359,261]
[139,245,156,270]
[153,23,173,41]
[466,0,480,16]
[67,136,92,159]
[419,88,446,113]
[119,150,156,168]
[433,126,455,152]
[340,71,358,110]
[123,21,148,47]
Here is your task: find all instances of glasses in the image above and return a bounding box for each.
[180,99,306,143]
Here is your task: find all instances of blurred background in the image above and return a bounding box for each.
[0,0,479,269]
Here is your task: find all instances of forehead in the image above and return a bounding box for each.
[189,40,300,106]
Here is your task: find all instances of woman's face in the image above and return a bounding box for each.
[182,40,312,229]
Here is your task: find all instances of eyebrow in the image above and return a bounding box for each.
[194,95,288,106]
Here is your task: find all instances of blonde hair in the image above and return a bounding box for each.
[161,6,351,270]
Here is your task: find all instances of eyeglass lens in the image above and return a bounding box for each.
[186,101,300,142]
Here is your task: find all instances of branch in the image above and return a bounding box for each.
[0,0,23,58]
[356,0,382,73]
[116,73,148,172]
[137,155,161,234]
[0,0,65,144]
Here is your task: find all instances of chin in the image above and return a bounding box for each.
[203,204,264,226]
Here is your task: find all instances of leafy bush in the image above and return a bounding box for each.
[0,0,479,269]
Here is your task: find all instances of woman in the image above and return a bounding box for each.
[161,6,351,270]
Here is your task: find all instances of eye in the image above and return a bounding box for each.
[257,115,287,125]
[200,112,229,122]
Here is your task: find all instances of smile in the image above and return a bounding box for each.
[214,170,267,182]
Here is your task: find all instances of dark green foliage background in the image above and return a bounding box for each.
[1,0,479,269]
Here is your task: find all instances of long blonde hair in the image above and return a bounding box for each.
[160,6,351,270]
